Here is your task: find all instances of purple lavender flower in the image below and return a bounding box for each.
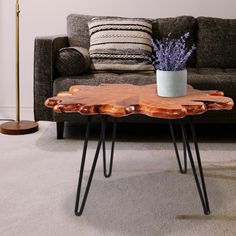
[148,32,196,71]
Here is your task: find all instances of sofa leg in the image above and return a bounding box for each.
[57,122,64,139]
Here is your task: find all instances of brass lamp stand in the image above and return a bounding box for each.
[1,0,38,135]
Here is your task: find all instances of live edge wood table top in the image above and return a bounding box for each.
[45,83,234,117]
[45,83,234,216]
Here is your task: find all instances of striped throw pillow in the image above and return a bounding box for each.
[88,17,154,73]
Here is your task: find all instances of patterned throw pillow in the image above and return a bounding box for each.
[88,17,154,73]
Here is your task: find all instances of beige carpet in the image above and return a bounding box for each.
[0,121,236,236]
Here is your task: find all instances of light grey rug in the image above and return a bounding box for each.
[0,121,236,236]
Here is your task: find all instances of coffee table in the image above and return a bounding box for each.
[45,83,234,216]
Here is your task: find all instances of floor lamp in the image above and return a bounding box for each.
[1,0,38,135]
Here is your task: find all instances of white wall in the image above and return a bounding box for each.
[0,0,236,119]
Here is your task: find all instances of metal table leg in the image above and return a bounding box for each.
[74,116,116,216]
[74,115,209,216]
[102,116,117,178]
[169,118,210,215]
[169,120,187,174]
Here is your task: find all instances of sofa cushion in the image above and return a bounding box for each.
[56,47,90,76]
[187,68,236,99]
[88,17,154,72]
[197,17,236,68]
[53,72,156,95]
[152,16,197,67]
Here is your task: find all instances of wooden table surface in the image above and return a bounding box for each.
[45,83,234,119]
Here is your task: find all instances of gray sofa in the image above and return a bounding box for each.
[34,14,236,139]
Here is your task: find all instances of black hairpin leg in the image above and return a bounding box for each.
[179,118,210,215]
[74,116,106,216]
[102,117,117,178]
[169,120,187,174]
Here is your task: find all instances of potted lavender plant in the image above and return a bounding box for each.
[149,32,196,97]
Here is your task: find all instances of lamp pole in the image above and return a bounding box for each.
[0,0,38,135]
[16,0,20,122]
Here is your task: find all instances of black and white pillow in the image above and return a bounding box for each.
[88,17,154,72]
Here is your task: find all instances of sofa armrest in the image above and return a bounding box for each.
[34,35,69,121]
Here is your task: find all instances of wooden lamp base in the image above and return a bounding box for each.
[1,120,38,135]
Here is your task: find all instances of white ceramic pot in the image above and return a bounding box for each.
[156,69,187,97]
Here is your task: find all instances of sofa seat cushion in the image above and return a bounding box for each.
[197,17,236,68]
[187,68,236,99]
[88,17,154,72]
[54,68,236,100]
[53,72,156,95]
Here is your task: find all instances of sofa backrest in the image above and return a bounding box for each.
[67,14,94,49]
[67,14,197,67]
[197,17,236,68]
[152,16,197,67]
